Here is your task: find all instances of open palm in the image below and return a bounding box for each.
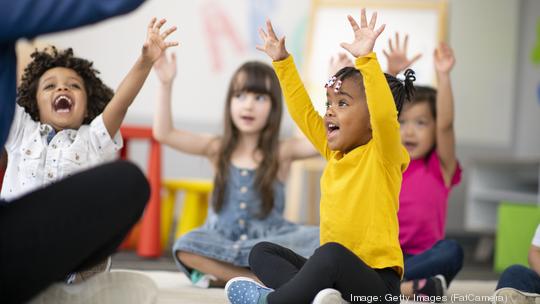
[340,9,385,58]
[383,32,422,76]
[154,52,177,84]
[256,19,288,61]
[434,42,455,73]
[142,18,178,64]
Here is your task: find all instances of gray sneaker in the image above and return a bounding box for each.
[492,287,540,304]
[66,257,112,284]
[29,271,158,304]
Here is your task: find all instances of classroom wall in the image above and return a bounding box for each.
[514,0,540,157]
[28,0,537,233]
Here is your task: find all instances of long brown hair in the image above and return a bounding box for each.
[213,61,283,218]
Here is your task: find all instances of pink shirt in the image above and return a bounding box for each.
[398,151,462,255]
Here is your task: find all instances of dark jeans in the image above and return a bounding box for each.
[249,241,401,304]
[496,264,540,293]
[0,161,149,304]
[404,239,464,285]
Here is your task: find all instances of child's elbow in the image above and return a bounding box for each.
[152,129,166,143]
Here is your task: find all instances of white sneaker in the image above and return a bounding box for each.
[492,287,540,304]
[29,271,158,304]
[66,257,112,284]
[312,288,349,304]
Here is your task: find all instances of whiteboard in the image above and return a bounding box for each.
[304,0,447,115]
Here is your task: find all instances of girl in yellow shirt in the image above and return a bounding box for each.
[225,9,415,304]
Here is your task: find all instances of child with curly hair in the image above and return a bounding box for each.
[1,17,177,201]
[1,17,177,283]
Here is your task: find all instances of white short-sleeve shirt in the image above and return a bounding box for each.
[532,224,540,247]
[0,105,123,201]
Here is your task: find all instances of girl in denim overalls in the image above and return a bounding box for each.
[153,53,320,287]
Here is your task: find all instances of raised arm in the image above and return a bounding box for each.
[257,20,329,157]
[340,10,404,164]
[434,43,457,186]
[383,32,422,76]
[152,52,218,157]
[0,0,145,42]
[280,136,319,161]
[102,18,178,138]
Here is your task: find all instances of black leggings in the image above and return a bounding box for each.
[0,161,149,304]
[249,242,400,304]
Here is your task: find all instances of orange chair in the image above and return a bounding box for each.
[119,125,162,258]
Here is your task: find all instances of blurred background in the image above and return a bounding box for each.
[14,0,540,278]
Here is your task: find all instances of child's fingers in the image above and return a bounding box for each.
[410,53,422,64]
[165,41,179,48]
[155,18,166,31]
[161,26,177,39]
[266,19,278,39]
[374,24,385,38]
[258,28,267,41]
[403,34,409,51]
[339,42,352,53]
[388,38,394,52]
[255,45,266,52]
[368,11,378,29]
[395,32,401,50]
[279,36,286,49]
[347,15,360,32]
[383,49,390,59]
[360,8,368,28]
[148,17,157,32]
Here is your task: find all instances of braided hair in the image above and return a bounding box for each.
[331,67,416,115]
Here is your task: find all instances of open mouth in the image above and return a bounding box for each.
[403,141,418,150]
[53,95,73,113]
[240,115,255,122]
[326,122,340,138]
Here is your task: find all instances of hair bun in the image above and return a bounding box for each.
[403,69,416,83]
[403,69,416,102]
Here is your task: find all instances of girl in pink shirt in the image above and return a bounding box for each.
[385,35,463,301]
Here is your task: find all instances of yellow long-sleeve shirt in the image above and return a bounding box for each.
[273,53,409,276]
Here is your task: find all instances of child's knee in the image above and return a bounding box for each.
[442,240,464,269]
[249,242,276,266]
[318,242,348,256]
[501,264,530,280]
[313,242,350,269]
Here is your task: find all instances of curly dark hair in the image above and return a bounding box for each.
[17,46,113,124]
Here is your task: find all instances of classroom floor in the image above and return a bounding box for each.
[109,235,502,304]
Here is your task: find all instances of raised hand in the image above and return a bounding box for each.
[154,52,177,85]
[142,18,179,65]
[434,42,455,74]
[328,52,354,76]
[340,8,385,58]
[256,19,289,61]
[383,32,422,76]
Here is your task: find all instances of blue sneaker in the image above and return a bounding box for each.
[225,277,273,304]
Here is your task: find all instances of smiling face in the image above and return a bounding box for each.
[36,67,88,131]
[324,76,372,153]
[399,101,436,159]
